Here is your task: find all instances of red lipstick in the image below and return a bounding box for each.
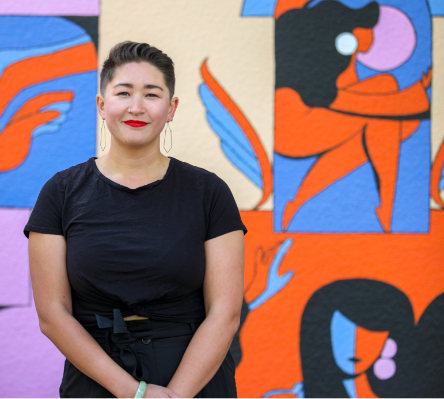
[124,120,148,127]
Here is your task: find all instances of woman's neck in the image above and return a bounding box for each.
[96,141,170,189]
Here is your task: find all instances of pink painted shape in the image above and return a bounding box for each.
[357,6,416,71]
[380,337,397,358]
[373,358,396,380]
[0,208,32,306]
[0,300,65,397]
[0,0,99,16]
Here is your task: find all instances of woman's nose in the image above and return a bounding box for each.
[129,96,144,115]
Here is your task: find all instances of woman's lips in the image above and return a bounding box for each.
[124,120,148,127]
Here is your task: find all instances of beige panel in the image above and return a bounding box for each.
[98,0,274,210]
[431,17,444,208]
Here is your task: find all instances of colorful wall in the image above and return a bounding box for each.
[1,0,443,397]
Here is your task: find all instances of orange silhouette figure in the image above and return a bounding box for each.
[275,26,431,232]
[0,43,96,172]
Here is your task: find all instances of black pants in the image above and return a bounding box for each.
[59,314,237,398]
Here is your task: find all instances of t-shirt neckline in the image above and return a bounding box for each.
[90,156,175,193]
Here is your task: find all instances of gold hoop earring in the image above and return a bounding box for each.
[100,120,106,151]
[163,123,172,153]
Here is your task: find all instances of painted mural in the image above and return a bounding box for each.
[200,0,444,397]
[1,0,444,397]
[0,6,98,397]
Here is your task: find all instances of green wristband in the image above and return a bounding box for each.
[134,381,147,398]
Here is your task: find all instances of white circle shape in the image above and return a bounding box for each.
[335,32,358,56]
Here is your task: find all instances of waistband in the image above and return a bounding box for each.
[89,309,199,382]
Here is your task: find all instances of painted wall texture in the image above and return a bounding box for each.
[1,0,444,397]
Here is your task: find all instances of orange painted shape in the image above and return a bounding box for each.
[0,42,96,117]
[354,373,379,398]
[236,211,444,398]
[355,327,389,375]
[200,61,272,208]
[0,110,59,172]
[9,92,73,125]
[331,80,430,117]
[431,140,444,207]
[274,0,311,19]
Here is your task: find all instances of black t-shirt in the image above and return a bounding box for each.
[24,157,246,328]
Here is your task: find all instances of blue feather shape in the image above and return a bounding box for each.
[199,83,263,189]
[33,101,73,138]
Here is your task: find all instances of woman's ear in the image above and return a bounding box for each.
[96,94,105,120]
[168,97,179,122]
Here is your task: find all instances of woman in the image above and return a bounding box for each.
[25,41,246,398]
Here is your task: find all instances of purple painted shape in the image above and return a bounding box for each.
[0,208,32,306]
[380,337,397,358]
[0,301,65,397]
[357,6,416,71]
[0,0,99,16]
[373,358,396,380]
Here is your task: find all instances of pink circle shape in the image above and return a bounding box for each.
[380,337,398,358]
[374,358,396,380]
[357,5,416,71]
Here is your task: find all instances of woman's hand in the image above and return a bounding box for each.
[143,384,181,398]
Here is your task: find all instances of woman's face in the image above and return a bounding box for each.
[97,61,178,149]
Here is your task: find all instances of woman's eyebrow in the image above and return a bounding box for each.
[113,83,163,91]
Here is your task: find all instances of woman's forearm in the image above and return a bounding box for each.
[167,311,240,398]
[40,308,139,398]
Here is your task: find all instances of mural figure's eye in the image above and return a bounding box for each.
[335,32,358,56]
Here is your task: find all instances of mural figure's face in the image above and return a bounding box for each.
[330,310,389,376]
[98,61,177,149]
[335,28,373,57]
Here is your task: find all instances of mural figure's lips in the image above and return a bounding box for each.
[124,120,148,127]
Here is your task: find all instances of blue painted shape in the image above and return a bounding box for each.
[0,17,96,208]
[273,154,317,232]
[273,154,383,232]
[343,378,357,398]
[199,83,263,188]
[0,16,86,49]
[248,238,294,310]
[331,310,356,376]
[308,0,374,8]
[263,382,304,398]
[241,0,278,16]
[32,102,73,138]
[0,72,97,207]
[428,0,444,15]
[391,122,430,232]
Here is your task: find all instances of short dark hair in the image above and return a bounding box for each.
[99,41,175,99]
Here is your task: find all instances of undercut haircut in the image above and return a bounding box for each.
[99,41,175,99]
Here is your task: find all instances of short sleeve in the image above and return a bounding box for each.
[204,173,247,241]
[23,173,65,238]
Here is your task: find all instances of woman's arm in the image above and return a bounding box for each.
[29,232,179,398]
[167,230,245,397]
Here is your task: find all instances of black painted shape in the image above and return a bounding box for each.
[410,293,444,397]
[275,1,379,108]
[300,279,415,398]
[62,17,98,51]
